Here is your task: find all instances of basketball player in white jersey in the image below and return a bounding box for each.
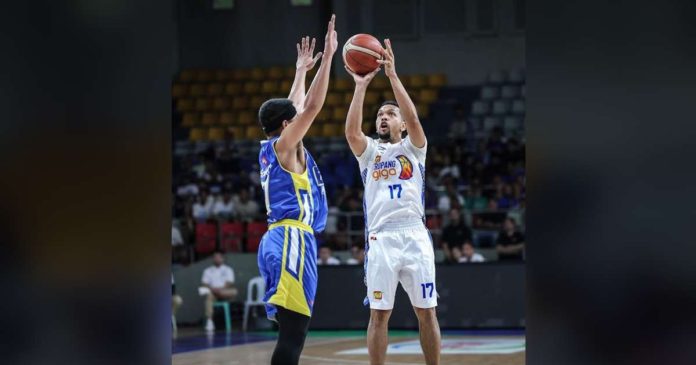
[344,39,441,365]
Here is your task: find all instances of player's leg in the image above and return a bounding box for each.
[271,306,311,365]
[267,228,317,365]
[413,306,441,365]
[365,230,400,365]
[367,308,392,365]
[399,226,440,365]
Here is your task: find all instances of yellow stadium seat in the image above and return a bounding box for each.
[214,69,231,81]
[208,127,225,141]
[427,73,447,87]
[304,124,319,138]
[238,111,255,125]
[226,126,243,139]
[409,74,426,89]
[172,84,188,98]
[197,69,214,82]
[189,84,206,97]
[231,97,250,110]
[207,83,224,96]
[316,107,331,121]
[243,81,261,94]
[181,113,200,127]
[224,82,241,95]
[332,106,347,121]
[250,67,265,80]
[371,77,389,90]
[245,126,264,140]
[321,123,340,137]
[343,92,353,104]
[280,80,292,93]
[194,98,212,111]
[261,81,278,94]
[189,127,206,141]
[212,97,230,111]
[326,92,342,107]
[419,89,438,103]
[219,112,235,125]
[233,69,250,81]
[365,91,380,104]
[201,112,219,126]
[268,66,284,79]
[334,78,351,91]
[176,98,195,112]
[250,95,266,109]
[284,66,296,79]
[179,69,195,83]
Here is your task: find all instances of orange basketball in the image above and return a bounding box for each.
[342,34,384,76]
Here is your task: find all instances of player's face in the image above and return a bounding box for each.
[376,105,406,140]
[463,244,474,257]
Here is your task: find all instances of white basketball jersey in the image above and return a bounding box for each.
[355,135,427,231]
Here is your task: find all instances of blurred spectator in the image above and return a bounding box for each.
[465,185,488,211]
[172,222,184,247]
[437,183,465,217]
[172,273,183,336]
[176,173,199,197]
[496,184,518,209]
[318,246,340,265]
[192,191,214,221]
[458,242,485,263]
[234,189,260,222]
[207,170,224,195]
[440,208,472,263]
[496,218,525,261]
[449,105,468,138]
[200,251,238,332]
[346,244,365,265]
[438,155,460,181]
[213,191,236,220]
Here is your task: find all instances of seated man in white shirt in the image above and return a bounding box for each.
[317,246,340,265]
[200,251,238,332]
[456,242,485,263]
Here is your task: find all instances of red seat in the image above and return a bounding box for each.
[426,215,442,230]
[245,221,268,252]
[220,222,244,252]
[195,222,218,255]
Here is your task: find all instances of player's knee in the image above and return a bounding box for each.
[414,307,437,322]
[370,309,391,326]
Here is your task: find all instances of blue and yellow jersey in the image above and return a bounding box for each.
[258,137,328,233]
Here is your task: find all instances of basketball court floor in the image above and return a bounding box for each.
[172,329,525,364]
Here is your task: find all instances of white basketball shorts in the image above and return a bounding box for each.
[365,221,437,310]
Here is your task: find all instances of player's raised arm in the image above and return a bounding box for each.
[288,36,322,113]
[276,14,337,153]
[378,38,426,148]
[344,65,381,157]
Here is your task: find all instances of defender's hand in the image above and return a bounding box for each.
[296,36,322,71]
[323,14,338,57]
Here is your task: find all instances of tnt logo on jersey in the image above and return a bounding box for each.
[373,291,382,300]
[372,154,414,181]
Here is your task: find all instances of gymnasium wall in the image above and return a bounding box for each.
[173,256,525,329]
[176,0,525,85]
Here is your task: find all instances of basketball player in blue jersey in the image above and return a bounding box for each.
[344,39,441,365]
[256,14,337,365]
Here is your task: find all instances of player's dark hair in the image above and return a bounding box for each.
[380,100,399,108]
[379,100,408,138]
[258,98,297,136]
